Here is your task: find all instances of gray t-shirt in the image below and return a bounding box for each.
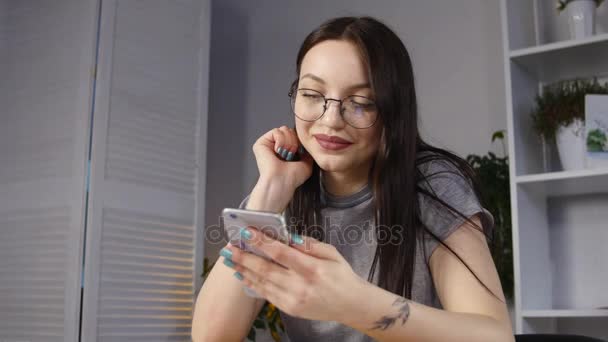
[238,157,494,342]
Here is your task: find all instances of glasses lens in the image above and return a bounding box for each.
[342,95,377,128]
[291,89,325,121]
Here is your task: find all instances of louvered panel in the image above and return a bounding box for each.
[0,208,69,342]
[111,88,198,128]
[111,111,197,146]
[107,132,196,166]
[0,0,98,341]
[104,0,200,200]
[109,86,198,127]
[0,82,77,184]
[97,208,194,341]
[83,0,210,340]
[105,161,195,195]
[0,5,5,105]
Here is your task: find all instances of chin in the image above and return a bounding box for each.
[311,153,353,173]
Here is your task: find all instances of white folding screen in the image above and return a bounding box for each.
[80,1,210,341]
[0,0,99,341]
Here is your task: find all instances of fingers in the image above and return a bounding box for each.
[225,243,292,291]
[276,126,297,160]
[290,234,341,261]
[240,269,289,307]
[243,227,316,276]
[254,126,306,161]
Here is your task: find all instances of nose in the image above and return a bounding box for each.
[320,99,346,128]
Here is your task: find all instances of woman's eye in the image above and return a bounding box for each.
[350,100,373,108]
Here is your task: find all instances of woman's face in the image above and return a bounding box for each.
[295,40,382,174]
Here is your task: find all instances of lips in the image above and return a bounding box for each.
[313,134,353,151]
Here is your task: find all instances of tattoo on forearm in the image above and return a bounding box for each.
[370,297,411,330]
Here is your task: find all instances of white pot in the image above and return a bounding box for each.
[556,119,586,171]
[566,0,596,39]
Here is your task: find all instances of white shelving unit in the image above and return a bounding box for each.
[501,1,608,339]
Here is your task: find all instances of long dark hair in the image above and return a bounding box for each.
[287,16,500,301]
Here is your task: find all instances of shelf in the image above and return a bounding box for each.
[522,309,608,318]
[503,1,608,337]
[509,33,608,83]
[515,168,608,196]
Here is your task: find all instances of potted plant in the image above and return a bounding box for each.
[201,257,285,341]
[530,78,608,171]
[557,0,605,39]
[466,131,513,302]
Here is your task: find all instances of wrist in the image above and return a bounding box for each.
[245,176,295,213]
[337,276,376,328]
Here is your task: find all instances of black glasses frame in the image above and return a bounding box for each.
[288,88,379,129]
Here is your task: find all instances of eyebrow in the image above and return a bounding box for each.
[299,73,371,91]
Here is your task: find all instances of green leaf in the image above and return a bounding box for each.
[466,131,514,300]
[491,130,505,142]
[253,319,266,329]
[530,78,608,141]
[247,327,256,341]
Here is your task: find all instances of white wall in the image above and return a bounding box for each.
[205,0,507,259]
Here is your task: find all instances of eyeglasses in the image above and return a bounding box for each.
[288,88,378,129]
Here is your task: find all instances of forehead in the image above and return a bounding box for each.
[299,40,369,86]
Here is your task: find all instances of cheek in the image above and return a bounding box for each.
[295,121,313,145]
[359,128,382,149]
[355,128,382,160]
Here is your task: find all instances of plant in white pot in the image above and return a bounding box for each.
[557,0,605,39]
[531,78,608,171]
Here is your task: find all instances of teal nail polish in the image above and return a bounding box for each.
[291,233,304,245]
[219,248,232,260]
[298,145,304,154]
[286,151,294,161]
[281,149,288,158]
[234,272,244,281]
[240,227,252,240]
[223,258,235,268]
[277,146,283,154]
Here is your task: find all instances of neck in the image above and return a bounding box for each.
[321,167,370,197]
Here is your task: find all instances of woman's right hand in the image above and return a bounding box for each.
[252,126,314,192]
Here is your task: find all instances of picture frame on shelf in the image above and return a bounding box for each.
[585,94,608,169]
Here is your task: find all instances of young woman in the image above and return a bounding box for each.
[193,16,513,342]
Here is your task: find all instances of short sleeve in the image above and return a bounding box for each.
[417,159,494,261]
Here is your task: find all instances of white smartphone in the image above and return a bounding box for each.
[221,208,291,298]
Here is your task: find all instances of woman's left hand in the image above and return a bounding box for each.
[222,227,368,322]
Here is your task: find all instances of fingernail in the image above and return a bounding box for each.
[286,151,294,161]
[240,227,252,240]
[234,272,244,281]
[281,149,288,159]
[223,258,235,268]
[277,146,283,154]
[291,233,304,245]
[298,146,304,154]
[219,248,233,260]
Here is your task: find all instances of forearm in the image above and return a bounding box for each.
[340,281,514,342]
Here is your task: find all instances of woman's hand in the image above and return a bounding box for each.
[253,126,314,191]
[222,228,367,322]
